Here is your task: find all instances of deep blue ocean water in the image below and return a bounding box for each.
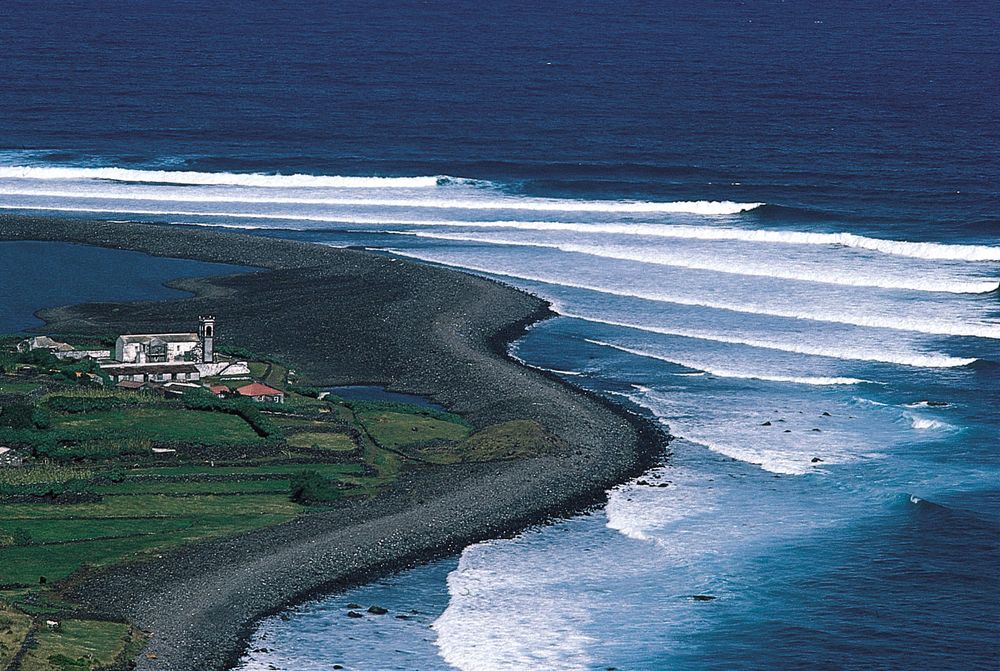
[1,1,997,669]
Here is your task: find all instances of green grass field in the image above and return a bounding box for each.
[0,608,31,669]
[53,408,260,444]
[358,411,471,449]
[0,494,301,584]
[286,431,357,451]
[19,618,142,671]
[0,380,44,394]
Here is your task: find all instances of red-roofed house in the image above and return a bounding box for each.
[208,384,231,398]
[235,382,284,404]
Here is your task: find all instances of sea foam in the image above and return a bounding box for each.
[386,252,1000,340]
[398,231,1000,294]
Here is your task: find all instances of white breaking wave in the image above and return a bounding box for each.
[585,339,875,385]
[397,231,1000,294]
[563,314,976,368]
[0,187,762,215]
[433,541,598,671]
[6,199,995,265]
[383,219,1000,262]
[907,414,952,431]
[0,165,449,188]
[387,251,1000,340]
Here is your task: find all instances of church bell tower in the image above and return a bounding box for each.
[199,316,215,363]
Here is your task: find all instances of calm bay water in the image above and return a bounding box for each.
[1,1,997,669]
[0,241,249,333]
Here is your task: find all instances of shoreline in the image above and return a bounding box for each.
[0,215,667,671]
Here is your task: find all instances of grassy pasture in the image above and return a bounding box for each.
[357,411,471,450]
[19,618,142,671]
[286,431,357,451]
[0,608,31,668]
[52,408,260,445]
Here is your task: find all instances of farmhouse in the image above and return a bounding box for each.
[17,335,111,361]
[236,382,285,404]
[17,335,74,354]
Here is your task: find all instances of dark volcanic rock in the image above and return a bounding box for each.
[367,605,388,615]
[346,611,364,619]
[691,595,717,601]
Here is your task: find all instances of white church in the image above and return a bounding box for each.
[101,316,249,385]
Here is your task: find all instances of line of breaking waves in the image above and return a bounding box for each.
[583,339,876,386]
[0,165,456,188]
[395,231,1000,294]
[564,316,976,368]
[0,187,763,215]
[4,198,996,263]
[385,250,1000,340]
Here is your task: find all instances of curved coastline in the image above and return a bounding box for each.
[0,215,667,671]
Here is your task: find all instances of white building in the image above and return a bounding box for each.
[101,316,252,384]
[110,316,215,364]
[114,333,202,364]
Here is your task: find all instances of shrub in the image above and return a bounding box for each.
[0,402,35,429]
[289,470,340,504]
[31,407,52,429]
[46,395,139,413]
[287,384,322,398]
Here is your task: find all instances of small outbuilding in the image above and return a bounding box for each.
[115,380,146,391]
[235,382,284,404]
[0,447,23,467]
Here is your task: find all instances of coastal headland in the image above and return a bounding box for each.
[0,215,665,671]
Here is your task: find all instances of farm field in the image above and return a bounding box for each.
[0,339,516,669]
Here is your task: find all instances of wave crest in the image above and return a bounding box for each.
[0,165,453,188]
[565,315,976,368]
[584,339,877,385]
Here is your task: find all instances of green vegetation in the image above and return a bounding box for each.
[289,469,343,504]
[54,408,260,444]
[420,419,565,463]
[287,431,356,451]
[0,338,556,668]
[0,608,31,668]
[19,618,143,671]
[0,379,44,394]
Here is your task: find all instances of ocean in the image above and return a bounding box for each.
[1,1,997,669]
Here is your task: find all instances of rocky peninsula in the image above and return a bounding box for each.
[0,215,665,671]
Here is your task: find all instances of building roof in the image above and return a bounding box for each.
[116,380,145,389]
[102,363,200,375]
[25,336,75,351]
[236,382,284,397]
[209,384,230,394]
[117,333,200,344]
